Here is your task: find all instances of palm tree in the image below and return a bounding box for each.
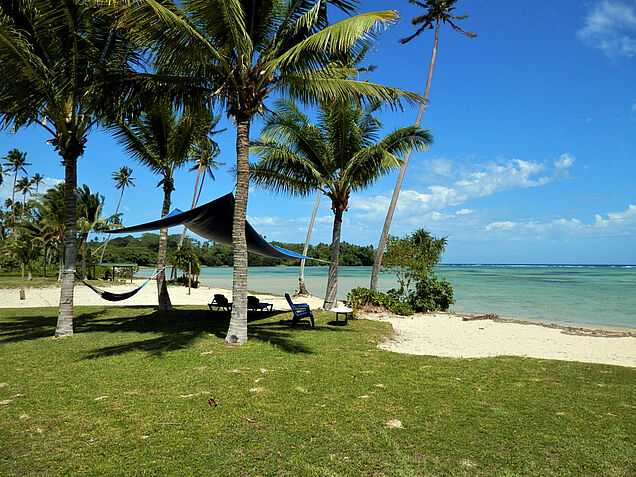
[99,167,135,263]
[111,101,210,311]
[114,0,422,344]
[14,176,33,217]
[370,0,475,291]
[31,173,45,194]
[2,149,30,231]
[76,185,116,280]
[0,0,140,337]
[297,191,322,296]
[170,112,225,279]
[31,183,67,280]
[251,99,432,309]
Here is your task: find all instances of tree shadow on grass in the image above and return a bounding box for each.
[81,308,320,359]
[0,313,58,343]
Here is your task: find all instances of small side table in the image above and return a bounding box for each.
[330,306,353,324]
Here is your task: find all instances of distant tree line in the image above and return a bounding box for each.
[97,234,375,268]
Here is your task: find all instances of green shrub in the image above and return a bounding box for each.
[346,287,414,316]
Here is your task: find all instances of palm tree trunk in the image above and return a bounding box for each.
[225,118,250,345]
[56,149,80,338]
[323,206,343,310]
[80,234,88,279]
[11,172,17,236]
[99,188,124,263]
[42,244,47,278]
[172,158,205,280]
[370,20,439,291]
[157,181,173,311]
[297,191,321,295]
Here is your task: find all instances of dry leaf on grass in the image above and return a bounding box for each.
[385,419,404,429]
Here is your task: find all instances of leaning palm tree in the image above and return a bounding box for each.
[114,0,422,345]
[251,98,432,309]
[0,0,140,337]
[111,101,210,310]
[2,149,30,232]
[99,166,135,262]
[370,0,476,291]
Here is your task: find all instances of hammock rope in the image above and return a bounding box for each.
[78,268,164,302]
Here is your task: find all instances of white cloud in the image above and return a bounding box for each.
[631,102,636,112]
[555,153,575,169]
[578,1,636,57]
[594,203,636,227]
[485,221,516,231]
[351,154,575,220]
[455,208,475,215]
[482,205,636,239]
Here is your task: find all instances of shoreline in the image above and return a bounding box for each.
[2,282,634,368]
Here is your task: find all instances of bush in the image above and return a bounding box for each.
[346,287,414,316]
[390,275,454,312]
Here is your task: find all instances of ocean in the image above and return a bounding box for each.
[140,265,636,330]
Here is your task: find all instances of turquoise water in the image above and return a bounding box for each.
[141,265,636,329]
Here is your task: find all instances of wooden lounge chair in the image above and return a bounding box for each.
[208,293,232,311]
[284,293,314,327]
[248,295,273,312]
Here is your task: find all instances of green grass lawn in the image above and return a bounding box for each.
[0,306,634,476]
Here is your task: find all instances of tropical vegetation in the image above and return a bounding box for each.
[250,98,432,309]
[111,0,423,345]
[111,101,216,311]
[383,228,455,312]
[370,0,476,291]
[0,0,140,337]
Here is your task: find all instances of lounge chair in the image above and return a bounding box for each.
[208,293,232,311]
[284,293,314,327]
[248,295,273,312]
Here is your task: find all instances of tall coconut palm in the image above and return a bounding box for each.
[114,0,422,344]
[30,173,44,194]
[0,0,140,337]
[111,101,210,311]
[251,98,432,309]
[14,176,33,217]
[2,149,30,231]
[99,166,135,262]
[370,0,476,291]
[170,112,225,279]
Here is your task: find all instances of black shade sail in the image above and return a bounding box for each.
[111,193,311,260]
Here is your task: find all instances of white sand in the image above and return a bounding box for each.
[0,280,325,311]
[2,282,634,368]
[363,312,636,368]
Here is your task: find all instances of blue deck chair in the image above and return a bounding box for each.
[284,293,314,327]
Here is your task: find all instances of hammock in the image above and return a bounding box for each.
[78,269,162,302]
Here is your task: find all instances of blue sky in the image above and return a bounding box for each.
[1,0,634,264]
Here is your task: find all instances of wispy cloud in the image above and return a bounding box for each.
[578,0,636,57]
[350,154,575,220]
[483,204,636,239]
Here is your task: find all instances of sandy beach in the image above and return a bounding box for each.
[2,281,634,368]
